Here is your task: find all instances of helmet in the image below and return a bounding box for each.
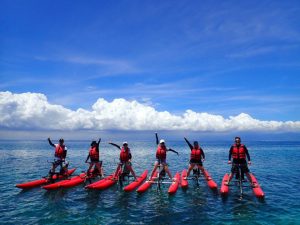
[59,138,64,143]
[159,139,165,144]
[193,141,199,146]
[123,141,128,146]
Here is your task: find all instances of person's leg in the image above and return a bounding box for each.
[87,163,94,175]
[242,165,252,184]
[198,164,205,174]
[126,163,137,180]
[51,160,59,173]
[186,163,195,177]
[114,163,122,179]
[62,161,68,176]
[95,162,102,176]
[164,163,172,179]
[226,165,237,185]
[150,161,159,179]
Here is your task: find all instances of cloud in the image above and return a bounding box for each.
[34,55,138,76]
[0,91,299,132]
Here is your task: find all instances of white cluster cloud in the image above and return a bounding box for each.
[0,91,299,132]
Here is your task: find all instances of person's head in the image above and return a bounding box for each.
[193,141,199,148]
[91,140,97,147]
[235,137,241,145]
[123,142,128,148]
[159,139,165,146]
[59,138,64,145]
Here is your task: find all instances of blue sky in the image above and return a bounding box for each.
[1,0,300,128]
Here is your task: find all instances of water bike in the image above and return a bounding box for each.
[181,164,217,190]
[85,162,147,192]
[16,160,76,189]
[137,163,180,195]
[220,163,264,199]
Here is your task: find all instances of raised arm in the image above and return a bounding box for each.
[109,142,121,150]
[201,148,205,160]
[167,148,179,155]
[155,132,159,145]
[97,138,101,149]
[184,137,193,150]
[48,137,55,147]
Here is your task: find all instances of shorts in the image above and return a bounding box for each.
[120,161,131,166]
[189,159,202,166]
[156,159,167,165]
[91,159,100,163]
[53,159,64,167]
[231,163,249,173]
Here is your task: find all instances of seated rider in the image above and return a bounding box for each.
[226,136,252,185]
[184,137,205,178]
[85,138,104,177]
[149,133,179,180]
[48,137,68,177]
[109,142,138,181]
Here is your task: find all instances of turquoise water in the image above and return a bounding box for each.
[1,140,300,225]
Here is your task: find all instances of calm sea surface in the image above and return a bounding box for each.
[1,140,300,225]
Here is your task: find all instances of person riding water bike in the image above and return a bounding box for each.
[109,142,138,181]
[226,136,252,185]
[149,133,179,180]
[184,137,205,178]
[85,138,104,177]
[47,137,68,177]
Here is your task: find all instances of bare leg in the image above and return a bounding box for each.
[164,164,172,179]
[226,172,235,185]
[87,163,94,174]
[95,162,103,176]
[150,162,159,179]
[126,163,137,180]
[186,163,195,177]
[198,165,205,174]
[114,164,121,179]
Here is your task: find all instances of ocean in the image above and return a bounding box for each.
[1,140,300,225]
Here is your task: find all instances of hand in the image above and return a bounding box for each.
[177,152,179,156]
[248,161,251,165]
[228,160,232,164]
[47,137,50,141]
[202,158,205,162]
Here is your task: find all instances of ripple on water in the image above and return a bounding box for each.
[1,141,300,224]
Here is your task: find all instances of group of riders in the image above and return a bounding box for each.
[48,134,253,185]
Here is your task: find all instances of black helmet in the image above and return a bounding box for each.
[91,140,97,146]
[59,138,64,143]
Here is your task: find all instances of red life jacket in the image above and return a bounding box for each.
[156,145,167,160]
[232,144,246,159]
[190,148,202,161]
[120,147,130,162]
[89,146,99,161]
[55,144,65,159]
